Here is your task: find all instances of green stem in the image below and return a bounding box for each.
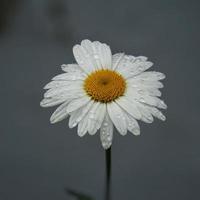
[105,147,111,200]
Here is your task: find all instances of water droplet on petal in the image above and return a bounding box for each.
[117,114,121,119]
[94,54,99,59]
[72,122,77,128]
[139,97,145,103]
[103,122,108,126]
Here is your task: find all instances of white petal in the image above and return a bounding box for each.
[138,88,161,97]
[52,72,86,81]
[87,103,106,135]
[126,85,162,100]
[126,55,136,63]
[129,61,153,76]
[77,40,112,70]
[77,102,106,137]
[107,102,127,135]
[130,87,161,97]
[137,95,167,109]
[44,80,83,89]
[115,54,153,78]
[40,97,70,108]
[135,56,148,62]
[61,64,83,73]
[147,106,166,121]
[100,113,113,149]
[86,102,100,135]
[111,53,124,70]
[124,112,140,135]
[44,82,83,98]
[50,101,70,124]
[44,80,70,90]
[68,101,94,128]
[93,41,109,70]
[121,55,147,64]
[77,115,89,137]
[114,54,132,72]
[137,103,154,123]
[99,42,112,69]
[81,40,102,70]
[43,91,84,103]
[127,78,164,89]
[119,61,153,78]
[134,71,166,81]
[67,96,91,113]
[73,44,94,74]
[116,96,142,120]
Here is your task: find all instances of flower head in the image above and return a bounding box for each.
[40,39,167,149]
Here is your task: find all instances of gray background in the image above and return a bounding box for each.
[0,0,200,199]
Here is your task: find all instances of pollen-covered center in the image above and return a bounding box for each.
[84,69,126,103]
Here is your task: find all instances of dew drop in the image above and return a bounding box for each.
[94,54,99,59]
[139,97,145,103]
[72,122,77,128]
[117,114,121,119]
[103,122,108,126]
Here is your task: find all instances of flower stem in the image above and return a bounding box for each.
[105,147,111,200]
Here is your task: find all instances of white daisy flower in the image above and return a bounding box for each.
[40,39,167,149]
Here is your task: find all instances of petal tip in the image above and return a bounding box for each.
[40,99,45,107]
[81,39,92,45]
[161,115,166,121]
[50,119,56,124]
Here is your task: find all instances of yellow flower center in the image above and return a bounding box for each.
[84,69,126,103]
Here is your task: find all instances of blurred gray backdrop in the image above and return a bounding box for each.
[0,0,200,200]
